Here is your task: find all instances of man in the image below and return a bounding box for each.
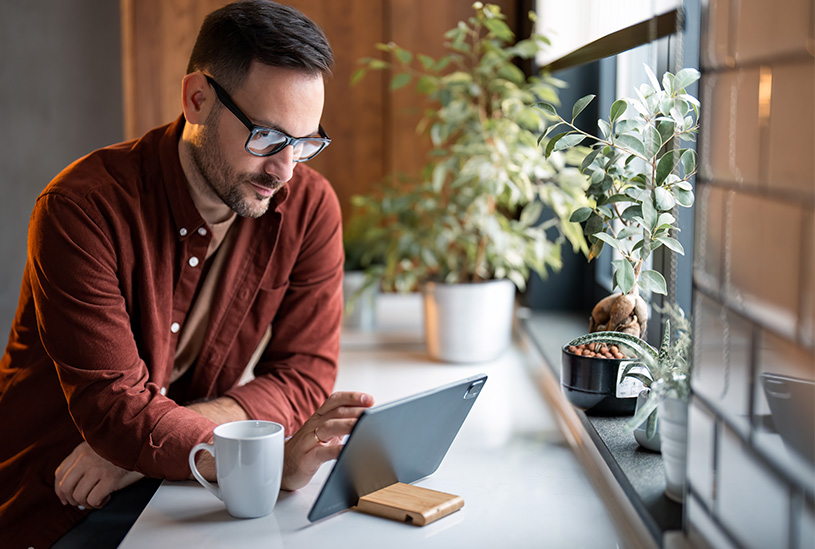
[0,1,372,547]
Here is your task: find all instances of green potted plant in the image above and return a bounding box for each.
[540,65,698,438]
[350,2,590,362]
[566,302,692,501]
[539,66,700,338]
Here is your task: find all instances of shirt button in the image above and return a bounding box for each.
[179,228,188,236]
[198,227,208,236]
[160,387,167,396]
[189,256,200,267]
[170,322,180,333]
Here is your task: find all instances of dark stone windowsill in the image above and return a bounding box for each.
[520,310,682,547]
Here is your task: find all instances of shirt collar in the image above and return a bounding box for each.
[158,116,208,241]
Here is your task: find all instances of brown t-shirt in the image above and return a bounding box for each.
[0,116,344,547]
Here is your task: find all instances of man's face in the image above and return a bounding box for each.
[190,62,325,218]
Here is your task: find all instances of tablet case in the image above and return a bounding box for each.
[307,374,487,523]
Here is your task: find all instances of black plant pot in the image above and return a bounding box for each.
[560,345,641,416]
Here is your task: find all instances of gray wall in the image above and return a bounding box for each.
[0,0,122,341]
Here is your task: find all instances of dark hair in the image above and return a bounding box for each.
[186,0,333,90]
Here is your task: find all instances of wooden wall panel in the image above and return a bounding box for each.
[121,0,518,226]
[281,1,386,216]
[387,0,517,178]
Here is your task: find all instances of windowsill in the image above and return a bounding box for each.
[519,310,682,547]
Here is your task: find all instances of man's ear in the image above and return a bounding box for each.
[181,72,213,125]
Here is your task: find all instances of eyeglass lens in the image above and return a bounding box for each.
[247,129,328,161]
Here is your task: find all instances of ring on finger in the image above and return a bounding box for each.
[313,427,328,446]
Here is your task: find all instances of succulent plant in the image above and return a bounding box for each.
[567,303,691,437]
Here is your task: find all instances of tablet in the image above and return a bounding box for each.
[307,373,488,522]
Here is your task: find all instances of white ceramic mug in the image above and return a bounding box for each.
[189,420,284,518]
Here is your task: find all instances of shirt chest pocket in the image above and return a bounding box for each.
[250,280,289,329]
[222,281,288,382]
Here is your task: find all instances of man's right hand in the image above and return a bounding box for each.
[281,391,374,491]
[54,441,144,509]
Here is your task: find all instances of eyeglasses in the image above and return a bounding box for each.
[205,75,331,162]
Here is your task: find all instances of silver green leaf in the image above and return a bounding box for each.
[572,94,596,122]
[615,134,645,157]
[639,269,667,295]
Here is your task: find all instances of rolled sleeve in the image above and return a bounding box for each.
[28,192,213,477]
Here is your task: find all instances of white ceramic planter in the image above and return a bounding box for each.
[342,270,377,331]
[659,396,688,502]
[422,279,516,363]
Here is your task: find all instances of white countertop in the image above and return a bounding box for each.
[120,294,622,548]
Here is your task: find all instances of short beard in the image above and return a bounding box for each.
[189,106,280,219]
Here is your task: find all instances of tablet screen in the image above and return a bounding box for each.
[307,374,487,522]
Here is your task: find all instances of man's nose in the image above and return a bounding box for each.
[263,146,295,183]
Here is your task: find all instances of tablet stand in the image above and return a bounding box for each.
[354,483,464,526]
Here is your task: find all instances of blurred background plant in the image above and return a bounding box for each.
[348,2,590,294]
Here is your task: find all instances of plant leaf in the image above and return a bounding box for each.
[570,207,594,223]
[350,67,367,86]
[613,259,636,294]
[654,187,676,211]
[642,193,657,229]
[656,236,685,254]
[581,147,602,172]
[418,53,435,70]
[644,64,662,92]
[674,187,695,207]
[644,125,662,159]
[390,73,411,90]
[568,331,659,362]
[544,132,566,158]
[595,232,624,254]
[537,122,563,145]
[416,75,436,94]
[617,225,640,240]
[674,68,701,92]
[655,150,677,185]
[680,148,698,176]
[536,102,558,117]
[554,133,586,151]
[621,204,643,223]
[657,119,675,144]
[571,94,596,122]
[598,119,612,139]
[662,71,675,95]
[615,134,645,157]
[639,269,667,295]
[610,99,628,123]
[394,48,412,65]
[625,372,654,388]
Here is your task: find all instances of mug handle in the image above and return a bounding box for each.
[189,442,221,501]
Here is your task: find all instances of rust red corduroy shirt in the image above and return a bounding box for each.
[0,116,343,547]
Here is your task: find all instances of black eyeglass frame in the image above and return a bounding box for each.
[205,75,331,162]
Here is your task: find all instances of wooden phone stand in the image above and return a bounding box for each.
[354,483,464,526]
